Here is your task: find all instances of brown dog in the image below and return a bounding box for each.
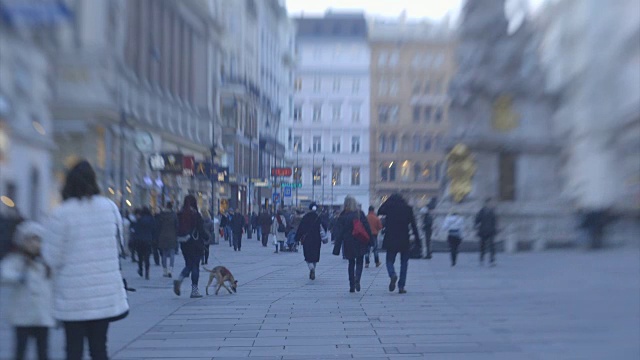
[202,266,238,295]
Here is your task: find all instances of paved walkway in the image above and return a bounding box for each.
[1,236,639,359]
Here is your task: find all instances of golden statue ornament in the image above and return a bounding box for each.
[446,144,476,203]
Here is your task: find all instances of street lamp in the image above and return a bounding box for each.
[331,162,334,211]
[295,143,299,208]
[322,155,326,207]
[309,147,316,202]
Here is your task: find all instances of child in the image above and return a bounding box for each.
[0,221,54,360]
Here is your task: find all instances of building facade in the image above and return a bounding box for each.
[292,12,371,209]
[50,0,223,213]
[368,17,454,208]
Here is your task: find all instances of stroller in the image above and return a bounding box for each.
[284,229,298,252]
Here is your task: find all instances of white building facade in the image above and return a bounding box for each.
[292,13,371,209]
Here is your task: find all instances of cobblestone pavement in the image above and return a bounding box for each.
[1,236,638,359]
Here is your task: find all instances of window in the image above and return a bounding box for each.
[378,105,399,123]
[401,135,411,152]
[389,52,399,67]
[390,79,399,96]
[312,136,322,153]
[411,54,421,68]
[332,166,342,186]
[293,105,302,122]
[423,79,430,94]
[333,78,340,92]
[380,162,396,182]
[433,134,441,150]
[413,106,420,122]
[294,77,302,92]
[351,167,360,185]
[434,107,443,122]
[413,135,421,152]
[293,136,302,152]
[313,77,321,92]
[351,136,360,153]
[332,136,341,153]
[499,153,516,201]
[313,104,322,122]
[412,79,421,94]
[377,51,388,68]
[433,53,445,68]
[424,106,432,122]
[424,162,433,181]
[313,167,322,185]
[351,105,360,123]
[413,163,422,182]
[352,78,360,93]
[400,160,411,182]
[377,78,388,96]
[435,161,443,181]
[389,135,397,153]
[379,135,386,153]
[332,104,341,121]
[424,135,432,152]
[293,166,302,183]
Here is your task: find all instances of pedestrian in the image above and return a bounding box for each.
[132,207,156,280]
[258,208,272,247]
[202,210,215,263]
[173,195,209,298]
[251,211,259,239]
[220,210,232,247]
[365,206,382,268]
[332,196,372,293]
[443,212,464,267]
[475,198,498,266]
[1,221,54,360]
[127,210,138,263]
[43,160,129,360]
[295,203,327,279]
[422,206,434,259]
[287,209,303,251]
[377,193,420,294]
[230,209,246,251]
[274,210,287,253]
[156,202,178,278]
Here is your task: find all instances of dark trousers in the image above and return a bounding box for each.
[151,245,160,265]
[15,326,48,360]
[261,232,269,246]
[233,233,242,250]
[136,242,151,275]
[203,244,210,264]
[365,234,380,265]
[179,245,200,286]
[480,236,496,263]
[128,241,137,262]
[347,256,364,287]
[386,250,409,288]
[63,319,109,360]
[425,231,432,258]
[448,235,462,266]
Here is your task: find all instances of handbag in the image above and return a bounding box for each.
[352,215,370,245]
[319,223,329,244]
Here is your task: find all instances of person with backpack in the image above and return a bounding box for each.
[1,221,54,360]
[156,202,178,278]
[332,196,372,293]
[132,207,156,280]
[365,206,382,268]
[377,193,420,294]
[273,210,287,253]
[295,203,327,280]
[230,209,246,251]
[475,198,498,266]
[219,210,232,247]
[173,195,209,298]
[202,210,216,263]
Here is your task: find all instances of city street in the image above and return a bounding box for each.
[1,238,638,360]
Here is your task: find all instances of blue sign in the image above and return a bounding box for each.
[272,193,280,203]
[283,187,292,197]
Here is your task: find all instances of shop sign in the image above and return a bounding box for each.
[271,167,292,177]
[149,153,183,173]
[182,156,195,176]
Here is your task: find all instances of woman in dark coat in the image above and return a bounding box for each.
[173,195,208,298]
[377,193,420,294]
[332,196,372,293]
[132,207,156,280]
[295,203,325,280]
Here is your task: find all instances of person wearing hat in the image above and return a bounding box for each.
[295,202,327,280]
[1,221,54,360]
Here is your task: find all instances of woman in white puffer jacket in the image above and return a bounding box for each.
[43,160,129,360]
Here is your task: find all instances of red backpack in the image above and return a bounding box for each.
[352,214,370,245]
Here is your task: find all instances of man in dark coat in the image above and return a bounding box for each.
[295,203,325,280]
[475,198,498,265]
[230,209,245,251]
[258,208,272,247]
[377,193,420,294]
[156,202,178,277]
[422,207,434,259]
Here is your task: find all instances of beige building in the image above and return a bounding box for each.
[368,18,454,208]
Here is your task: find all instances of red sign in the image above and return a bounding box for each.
[271,167,292,177]
[182,156,195,176]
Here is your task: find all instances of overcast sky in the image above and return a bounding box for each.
[285,0,547,22]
